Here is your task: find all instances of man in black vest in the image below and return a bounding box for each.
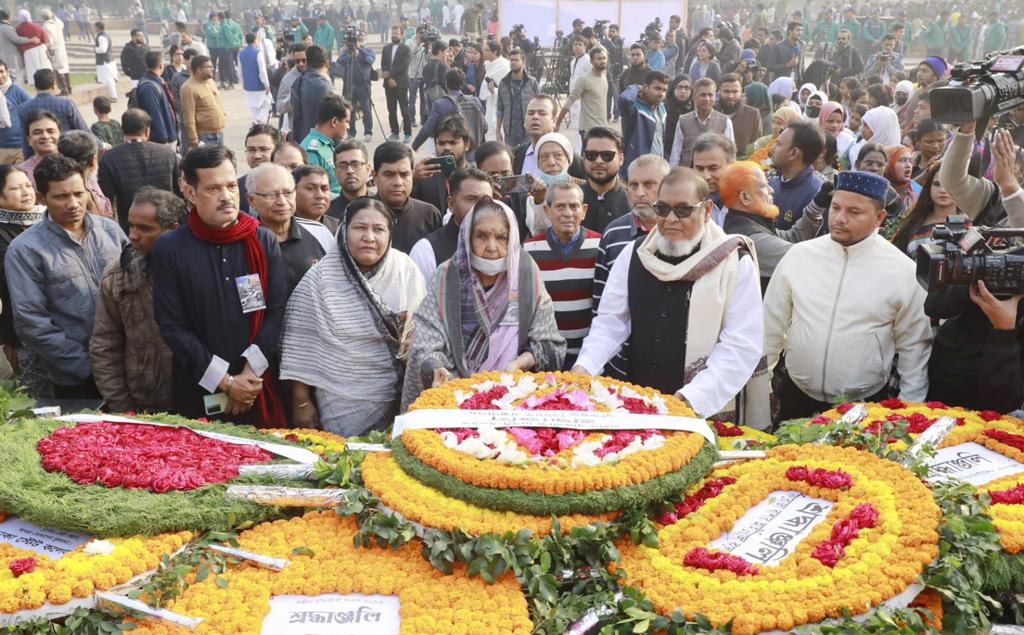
[381,25,412,143]
[572,166,768,426]
[408,167,492,283]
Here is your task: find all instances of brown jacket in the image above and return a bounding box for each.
[179,76,226,146]
[90,249,174,412]
[727,105,764,160]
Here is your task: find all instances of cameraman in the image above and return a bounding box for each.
[926,127,1024,412]
[862,34,903,85]
[337,30,376,142]
[828,28,863,79]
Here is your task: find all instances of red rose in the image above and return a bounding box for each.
[835,403,854,414]
[849,503,880,528]
[811,541,844,567]
[925,400,947,409]
[879,398,906,409]
[9,557,36,577]
[979,410,1003,422]
[830,518,861,543]
[809,415,830,425]
[786,466,810,481]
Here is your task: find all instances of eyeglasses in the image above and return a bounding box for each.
[653,200,706,219]
[584,150,617,163]
[251,189,295,200]
[335,160,366,172]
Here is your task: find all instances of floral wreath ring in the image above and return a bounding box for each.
[618,444,940,635]
[0,512,191,617]
[129,511,533,635]
[396,371,718,516]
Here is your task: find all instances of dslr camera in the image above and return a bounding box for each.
[916,215,1024,294]
[930,47,1024,124]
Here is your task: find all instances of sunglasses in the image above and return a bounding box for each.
[584,150,617,162]
[653,200,706,219]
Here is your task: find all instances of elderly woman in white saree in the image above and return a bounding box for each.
[280,198,425,435]
[401,198,566,410]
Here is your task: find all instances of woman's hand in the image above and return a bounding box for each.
[293,400,318,427]
[970,280,1023,330]
[432,367,451,387]
[502,352,535,373]
[992,128,1021,197]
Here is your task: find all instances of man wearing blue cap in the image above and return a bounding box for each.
[763,170,933,421]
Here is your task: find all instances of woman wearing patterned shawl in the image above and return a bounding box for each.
[401,197,565,410]
[279,198,425,435]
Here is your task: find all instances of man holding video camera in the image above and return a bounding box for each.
[337,29,375,142]
[926,122,1024,412]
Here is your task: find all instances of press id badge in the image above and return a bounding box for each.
[499,290,519,327]
[235,274,267,314]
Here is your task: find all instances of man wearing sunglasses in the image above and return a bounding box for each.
[574,167,769,429]
[580,127,630,233]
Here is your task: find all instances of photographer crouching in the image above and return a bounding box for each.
[336,28,376,141]
[922,120,1024,412]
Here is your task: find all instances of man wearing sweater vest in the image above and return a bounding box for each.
[573,167,768,428]
[239,33,271,124]
[524,180,601,369]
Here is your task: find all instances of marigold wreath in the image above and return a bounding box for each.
[129,511,533,635]
[618,444,940,634]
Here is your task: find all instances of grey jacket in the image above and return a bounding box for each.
[0,22,30,75]
[721,203,822,285]
[5,212,127,385]
[495,73,539,145]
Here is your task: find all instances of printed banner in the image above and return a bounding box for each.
[0,517,90,558]
[392,409,715,445]
[707,491,834,566]
[924,442,1024,486]
[260,593,400,635]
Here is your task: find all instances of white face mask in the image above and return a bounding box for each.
[470,253,507,275]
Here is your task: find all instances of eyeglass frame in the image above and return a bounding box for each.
[652,199,707,219]
[250,188,296,200]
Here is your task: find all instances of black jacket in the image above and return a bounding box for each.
[120,41,150,81]
[830,45,864,79]
[765,41,803,82]
[382,41,411,84]
[97,140,180,230]
[926,287,1024,413]
[376,195,442,253]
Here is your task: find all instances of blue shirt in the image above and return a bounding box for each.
[0,83,31,149]
[770,165,822,230]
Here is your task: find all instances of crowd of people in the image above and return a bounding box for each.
[0,3,1019,437]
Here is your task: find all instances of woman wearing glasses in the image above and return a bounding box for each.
[573,167,769,429]
[401,198,564,409]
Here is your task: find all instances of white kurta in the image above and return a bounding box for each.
[240,47,271,123]
[42,18,68,73]
[95,33,118,100]
[763,232,933,403]
[576,241,764,418]
[480,56,510,142]
[22,44,51,83]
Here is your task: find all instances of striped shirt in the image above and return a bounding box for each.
[524,228,601,368]
[592,212,649,378]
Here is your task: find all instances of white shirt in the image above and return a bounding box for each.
[763,232,932,403]
[576,241,764,418]
[409,237,437,284]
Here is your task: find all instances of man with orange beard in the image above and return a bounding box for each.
[719,160,822,291]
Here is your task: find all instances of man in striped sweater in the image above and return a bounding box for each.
[591,153,670,378]
[524,180,600,369]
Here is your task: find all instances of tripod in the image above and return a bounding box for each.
[539,34,569,109]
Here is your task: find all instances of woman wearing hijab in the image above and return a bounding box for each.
[819,101,856,168]
[525,132,582,234]
[747,106,802,166]
[664,74,693,158]
[744,81,772,133]
[796,82,816,108]
[401,198,565,409]
[802,90,827,122]
[884,145,922,212]
[14,10,51,84]
[847,105,902,168]
[280,198,426,435]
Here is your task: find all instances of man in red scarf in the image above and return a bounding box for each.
[152,145,286,426]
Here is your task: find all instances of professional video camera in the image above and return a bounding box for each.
[342,26,359,46]
[511,23,525,37]
[930,48,1024,125]
[916,215,1024,294]
[639,18,662,44]
[594,19,609,39]
[417,24,441,44]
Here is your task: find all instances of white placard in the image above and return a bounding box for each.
[706,491,833,567]
[0,517,90,559]
[392,409,715,445]
[260,594,400,635]
[924,442,1024,486]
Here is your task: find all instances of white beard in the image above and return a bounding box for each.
[653,221,706,257]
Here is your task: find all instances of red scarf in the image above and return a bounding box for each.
[188,209,284,426]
